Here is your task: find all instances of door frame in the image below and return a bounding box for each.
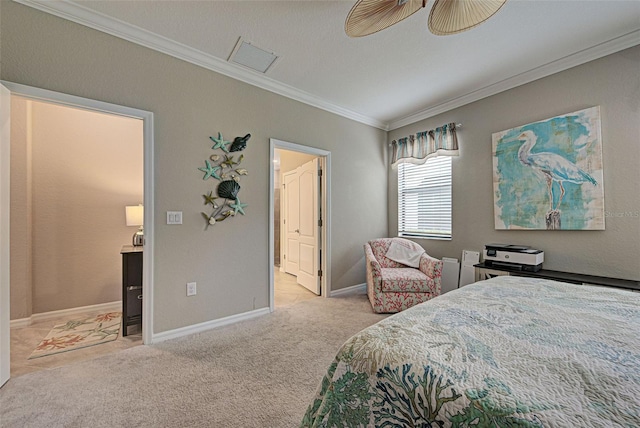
[1,83,10,386]
[0,81,155,351]
[269,139,330,311]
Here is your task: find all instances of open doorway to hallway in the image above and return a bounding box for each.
[269,139,331,310]
[274,148,320,307]
[8,96,144,377]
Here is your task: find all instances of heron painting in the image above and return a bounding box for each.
[492,106,604,230]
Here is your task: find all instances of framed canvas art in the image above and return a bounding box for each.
[492,106,604,230]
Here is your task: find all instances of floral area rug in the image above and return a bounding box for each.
[28,312,122,359]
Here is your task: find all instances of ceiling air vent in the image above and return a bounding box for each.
[228,38,279,74]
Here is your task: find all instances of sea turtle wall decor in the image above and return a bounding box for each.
[198,132,249,228]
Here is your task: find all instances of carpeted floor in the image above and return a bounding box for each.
[0,288,387,427]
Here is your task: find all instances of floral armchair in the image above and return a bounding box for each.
[364,238,442,313]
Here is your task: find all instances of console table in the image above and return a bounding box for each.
[121,245,143,336]
[474,262,640,292]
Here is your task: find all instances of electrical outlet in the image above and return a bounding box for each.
[186,282,197,296]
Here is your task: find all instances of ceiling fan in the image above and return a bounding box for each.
[345,0,508,37]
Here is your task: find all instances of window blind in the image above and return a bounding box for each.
[398,157,452,240]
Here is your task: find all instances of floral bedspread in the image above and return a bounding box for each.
[302,276,640,427]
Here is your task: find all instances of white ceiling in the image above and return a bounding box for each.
[17,0,640,130]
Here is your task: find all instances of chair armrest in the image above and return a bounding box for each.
[364,243,382,291]
[364,243,382,276]
[419,253,443,285]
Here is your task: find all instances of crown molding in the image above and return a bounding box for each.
[14,1,639,133]
[14,0,389,131]
[388,29,640,130]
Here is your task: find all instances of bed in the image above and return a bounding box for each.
[301,276,640,427]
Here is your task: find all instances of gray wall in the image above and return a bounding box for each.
[389,46,640,281]
[1,1,388,333]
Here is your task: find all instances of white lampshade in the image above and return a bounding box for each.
[125,205,144,227]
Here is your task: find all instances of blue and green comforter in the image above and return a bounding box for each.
[302,276,640,427]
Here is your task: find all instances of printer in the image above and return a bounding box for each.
[483,244,544,272]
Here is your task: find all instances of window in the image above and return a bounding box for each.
[398,156,452,240]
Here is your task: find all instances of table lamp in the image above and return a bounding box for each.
[125,205,144,246]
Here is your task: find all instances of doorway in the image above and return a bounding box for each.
[10,97,143,376]
[278,153,318,305]
[269,139,331,311]
[0,81,155,386]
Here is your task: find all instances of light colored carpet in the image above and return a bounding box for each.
[0,290,387,427]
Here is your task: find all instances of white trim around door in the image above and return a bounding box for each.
[0,83,11,387]
[0,81,155,347]
[269,139,331,312]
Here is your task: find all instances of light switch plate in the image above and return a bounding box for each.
[167,211,183,225]
[186,282,196,296]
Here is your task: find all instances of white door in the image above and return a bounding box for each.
[0,83,11,387]
[296,159,320,294]
[283,170,299,277]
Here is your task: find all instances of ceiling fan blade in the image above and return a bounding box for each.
[428,0,507,35]
[345,0,426,37]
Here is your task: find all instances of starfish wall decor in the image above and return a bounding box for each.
[198,132,251,228]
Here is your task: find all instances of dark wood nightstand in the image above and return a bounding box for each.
[121,245,143,336]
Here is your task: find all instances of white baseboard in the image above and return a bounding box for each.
[10,318,31,328]
[330,283,366,297]
[11,300,122,328]
[152,307,271,343]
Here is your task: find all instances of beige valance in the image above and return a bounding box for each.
[391,122,460,167]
